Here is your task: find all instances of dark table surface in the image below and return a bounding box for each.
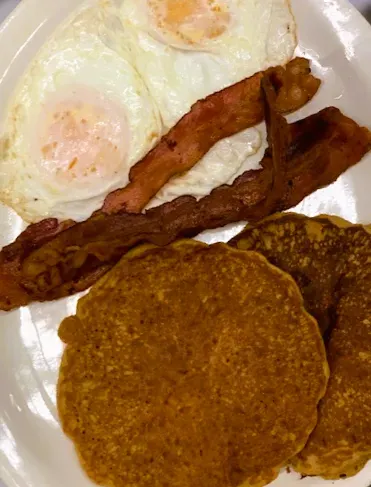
[352,0,371,20]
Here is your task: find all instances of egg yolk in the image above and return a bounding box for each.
[147,0,231,47]
[38,87,129,186]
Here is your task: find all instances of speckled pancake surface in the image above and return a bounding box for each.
[230,213,371,479]
[57,240,328,487]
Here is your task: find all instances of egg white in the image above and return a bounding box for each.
[0,2,162,223]
[148,127,262,209]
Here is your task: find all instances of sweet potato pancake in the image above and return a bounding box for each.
[57,240,328,487]
[230,213,371,479]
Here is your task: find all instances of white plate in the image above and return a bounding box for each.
[1,1,371,486]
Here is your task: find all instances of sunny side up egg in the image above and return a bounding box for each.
[116,0,296,207]
[0,0,296,223]
[119,0,297,128]
[0,3,162,223]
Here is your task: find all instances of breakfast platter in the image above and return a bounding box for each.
[1,0,371,486]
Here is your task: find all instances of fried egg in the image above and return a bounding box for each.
[118,0,297,128]
[115,0,295,205]
[1,0,296,223]
[0,4,162,223]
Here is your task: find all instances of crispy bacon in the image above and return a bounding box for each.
[102,57,321,214]
[1,83,369,310]
[1,58,319,276]
[0,219,74,309]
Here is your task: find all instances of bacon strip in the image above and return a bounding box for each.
[102,57,321,214]
[0,58,318,277]
[1,101,369,310]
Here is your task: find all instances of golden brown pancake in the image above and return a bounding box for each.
[57,240,328,487]
[230,213,371,479]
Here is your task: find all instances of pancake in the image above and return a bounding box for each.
[230,213,371,479]
[57,240,328,487]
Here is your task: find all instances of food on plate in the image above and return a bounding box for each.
[1,91,370,311]
[230,212,348,335]
[230,213,371,479]
[57,240,328,487]
[117,0,297,128]
[0,4,162,223]
[0,0,307,225]
[103,57,321,214]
